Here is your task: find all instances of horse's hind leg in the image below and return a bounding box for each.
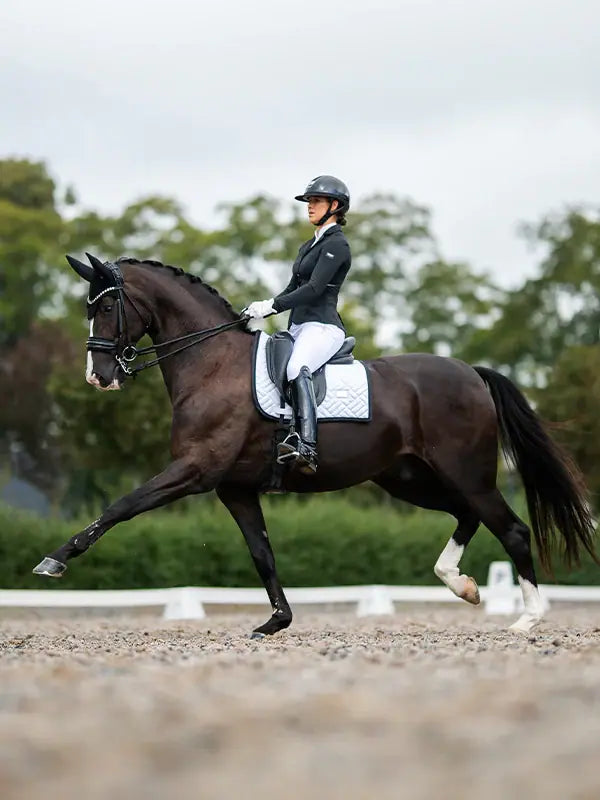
[433,513,481,605]
[375,468,480,605]
[467,489,544,633]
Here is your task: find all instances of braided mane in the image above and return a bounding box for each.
[117,256,239,319]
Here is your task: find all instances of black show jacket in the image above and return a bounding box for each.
[272,224,351,331]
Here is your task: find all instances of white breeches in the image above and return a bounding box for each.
[287,322,346,381]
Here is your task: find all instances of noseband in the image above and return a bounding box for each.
[86,268,246,377]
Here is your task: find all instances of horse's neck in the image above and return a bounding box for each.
[139,273,240,396]
[153,290,230,342]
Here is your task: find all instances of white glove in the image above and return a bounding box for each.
[243,298,276,319]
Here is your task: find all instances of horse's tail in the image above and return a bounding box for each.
[473,365,598,572]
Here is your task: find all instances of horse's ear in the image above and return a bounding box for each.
[85,252,113,282]
[65,254,94,282]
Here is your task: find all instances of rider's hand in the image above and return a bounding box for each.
[242,299,276,319]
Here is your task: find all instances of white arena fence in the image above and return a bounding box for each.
[0,562,599,620]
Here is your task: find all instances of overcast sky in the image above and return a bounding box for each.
[2,0,599,287]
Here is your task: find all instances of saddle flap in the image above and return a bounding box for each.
[265,331,294,399]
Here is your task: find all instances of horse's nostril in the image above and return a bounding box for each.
[95,373,109,388]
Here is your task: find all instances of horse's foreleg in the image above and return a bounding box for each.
[216,485,292,638]
[33,458,200,576]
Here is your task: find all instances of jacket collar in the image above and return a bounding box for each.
[308,223,340,249]
[315,223,340,240]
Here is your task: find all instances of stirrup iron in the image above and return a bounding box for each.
[276,431,301,464]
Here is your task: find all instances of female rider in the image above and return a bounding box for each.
[244,175,352,474]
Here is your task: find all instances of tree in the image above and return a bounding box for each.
[472,207,600,382]
[0,321,74,491]
[402,259,503,358]
[0,159,68,486]
[0,159,64,345]
[535,345,600,506]
[340,194,436,348]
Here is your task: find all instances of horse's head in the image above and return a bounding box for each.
[67,252,149,391]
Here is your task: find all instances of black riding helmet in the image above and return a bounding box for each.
[295,175,350,226]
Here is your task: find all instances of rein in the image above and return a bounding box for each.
[87,285,247,377]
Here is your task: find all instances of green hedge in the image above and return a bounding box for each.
[1,497,599,590]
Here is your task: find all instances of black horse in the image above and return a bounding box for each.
[33,254,598,636]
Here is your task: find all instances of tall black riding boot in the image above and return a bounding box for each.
[276,366,318,474]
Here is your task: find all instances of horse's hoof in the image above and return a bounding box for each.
[509,615,540,634]
[32,557,67,577]
[459,577,481,605]
[249,631,266,640]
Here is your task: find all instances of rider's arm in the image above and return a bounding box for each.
[276,273,299,299]
[272,239,349,312]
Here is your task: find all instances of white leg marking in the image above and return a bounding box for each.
[434,538,480,604]
[86,319,94,381]
[509,577,544,633]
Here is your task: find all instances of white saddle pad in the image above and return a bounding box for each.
[253,332,371,422]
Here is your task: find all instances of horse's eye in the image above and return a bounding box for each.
[102,305,113,314]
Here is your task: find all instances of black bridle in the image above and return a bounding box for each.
[86,280,247,377]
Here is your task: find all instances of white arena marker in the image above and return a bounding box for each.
[163,587,206,621]
[485,561,517,615]
[356,585,394,617]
